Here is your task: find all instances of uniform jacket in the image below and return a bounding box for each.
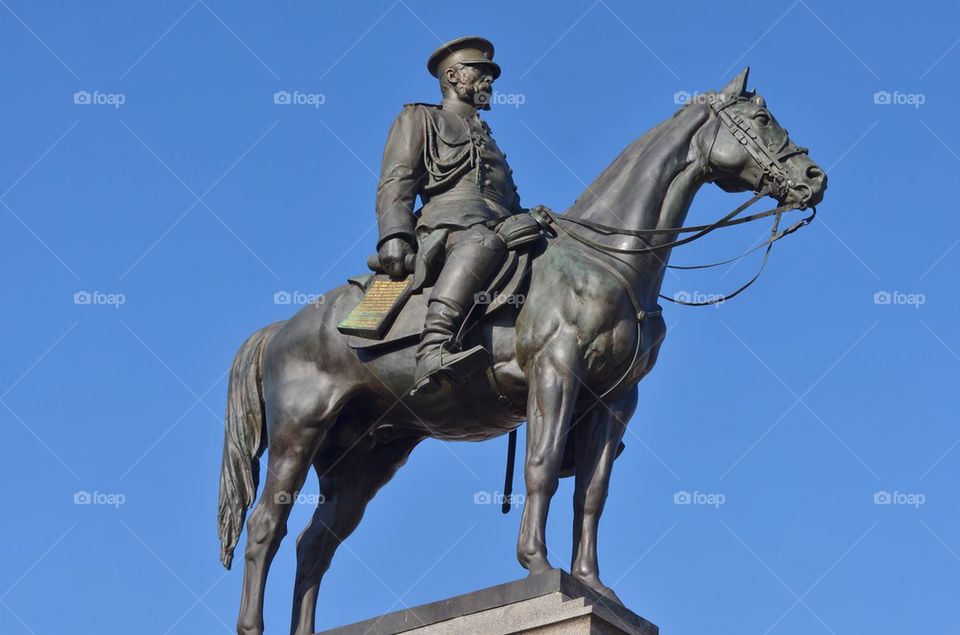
[375,101,522,249]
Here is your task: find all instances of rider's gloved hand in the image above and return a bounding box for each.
[378,237,414,278]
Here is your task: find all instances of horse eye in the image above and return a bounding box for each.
[754,112,770,126]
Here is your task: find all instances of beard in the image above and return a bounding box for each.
[455,76,493,109]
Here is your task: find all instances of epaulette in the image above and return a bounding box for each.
[403,102,440,109]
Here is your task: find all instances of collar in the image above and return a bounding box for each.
[441,97,480,121]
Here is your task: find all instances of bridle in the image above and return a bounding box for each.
[534,92,817,307]
[707,92,812,202]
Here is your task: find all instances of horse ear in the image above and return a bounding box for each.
[719,67,750,99]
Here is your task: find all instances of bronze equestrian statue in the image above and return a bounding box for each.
[218,36,827,635]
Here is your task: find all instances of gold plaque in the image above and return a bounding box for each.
[337,275,413,339]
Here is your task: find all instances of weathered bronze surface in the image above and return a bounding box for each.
[218,36,826,635]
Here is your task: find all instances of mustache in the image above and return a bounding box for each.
[473,78,493,93]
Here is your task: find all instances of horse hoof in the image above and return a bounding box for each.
[518,552,554,576]
[573,573,623,606]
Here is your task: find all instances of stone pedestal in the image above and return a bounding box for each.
[315,569,658,634]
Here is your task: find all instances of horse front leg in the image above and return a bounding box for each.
[570,386,636,604]
[517,340,581,575]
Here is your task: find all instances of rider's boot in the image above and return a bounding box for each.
[410,227,505,396]
[410,297,489,395]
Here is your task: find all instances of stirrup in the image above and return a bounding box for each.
[409,345,489,396]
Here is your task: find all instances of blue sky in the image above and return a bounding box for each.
[1,1,957,634]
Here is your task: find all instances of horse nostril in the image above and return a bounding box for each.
[806,165,824,181]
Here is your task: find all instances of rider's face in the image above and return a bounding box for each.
[450,64,495,110]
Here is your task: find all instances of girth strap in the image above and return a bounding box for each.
[576,247,662,322]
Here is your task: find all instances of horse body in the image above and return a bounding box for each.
[257,236,654,440]
[220,69,826,635]
[264,282,526,440]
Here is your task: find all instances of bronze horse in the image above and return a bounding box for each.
[218,68,826,635]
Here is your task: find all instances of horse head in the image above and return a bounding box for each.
[703,67,826,209]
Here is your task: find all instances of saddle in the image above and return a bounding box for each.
[338,212,545,353]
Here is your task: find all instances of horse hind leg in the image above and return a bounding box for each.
[290,435,421,635]
[237,380,339,635]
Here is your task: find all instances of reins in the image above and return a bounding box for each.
[539,191,772,255]
[661,203,815,305]
[535,186,816,307]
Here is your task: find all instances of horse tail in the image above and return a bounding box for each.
[218,320,284,570]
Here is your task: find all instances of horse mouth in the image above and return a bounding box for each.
[782,180,826,209]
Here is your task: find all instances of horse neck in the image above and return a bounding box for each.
[562,103,714,304]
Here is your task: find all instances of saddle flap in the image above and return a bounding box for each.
[482,250,532,317]
[345,232,543,350]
